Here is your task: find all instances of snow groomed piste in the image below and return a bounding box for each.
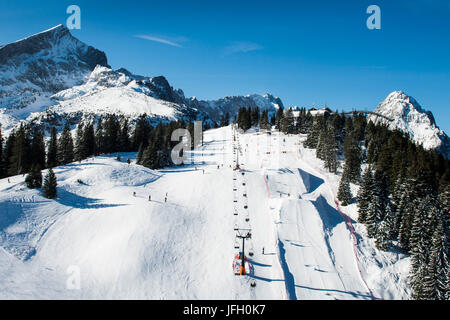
[0,125,410,299]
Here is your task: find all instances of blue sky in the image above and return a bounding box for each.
[1,0,449,132]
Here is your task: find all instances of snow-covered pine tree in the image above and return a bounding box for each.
[375,220,391,251]
[357,167,374,224]
[438,184,449,227]
[343,134,362,184]
[304,116,323,149]
[324,129,338,174]
[25,164,42,189]
[337,173,352,206]
[315,130,326,160]
[364,170,391,238]
[422,220,449,300]
[43,168,57,199]
[409,194,439,299]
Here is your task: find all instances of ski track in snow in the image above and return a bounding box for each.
[0,126,410,299]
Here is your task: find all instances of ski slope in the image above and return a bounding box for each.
[0,126,411,299]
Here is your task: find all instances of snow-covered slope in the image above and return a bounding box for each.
[369,91,449,157]
[0,126,410,299]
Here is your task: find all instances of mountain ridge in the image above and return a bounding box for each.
[369,91,449,158]
[0,25,282,132]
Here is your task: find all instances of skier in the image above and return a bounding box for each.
[148,195,151,201]
[164,196,167,203]
[7,178,10,183]
[202,169,205,174]
[262,247,265,255]
[127,158,131,165]
[133,192,136,197]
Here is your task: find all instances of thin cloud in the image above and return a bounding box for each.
[223,41,263,55]
[135,34,186,48]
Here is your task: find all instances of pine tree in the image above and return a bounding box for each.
[132,114,150,151]
[43,168,57,199]
[136,142,145,164]
[337,174,352,206]
[82,123,95,159]
[95,118,105,155]
[280,109,294,134]
[259,110,269,130]
[365,170,390,238]
[423,220,449,300]
[375,220,391,251]
[275,105,284,130]
[3,132,16,177]
[409,194,439,299]
[30,127,46,170]
[74,122,85,162]
[304,116,323,149]
[357,167,373,223]
[25,164,42,189]
[119,119,130,152]
[251,107,260,126]
[324,129,338,174]
[0,125,5,178]
[8,125,31,176]
[438,184,450,226]
[58,122,74,165]
[104,115,119,154]
[47,127,58,168]
[343,134,362,183]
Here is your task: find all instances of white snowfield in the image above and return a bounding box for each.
[0,126,411,299]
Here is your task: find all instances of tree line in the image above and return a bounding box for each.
[0,114,212,193]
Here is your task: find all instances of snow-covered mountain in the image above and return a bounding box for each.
[369,91,449,157]
[26,66,200,130]
[0,25,282,133]
[189,93,283,122]
[0,25,109,129]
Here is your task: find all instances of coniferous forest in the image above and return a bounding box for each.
[236,106,449,300]
[0,114,215,182]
